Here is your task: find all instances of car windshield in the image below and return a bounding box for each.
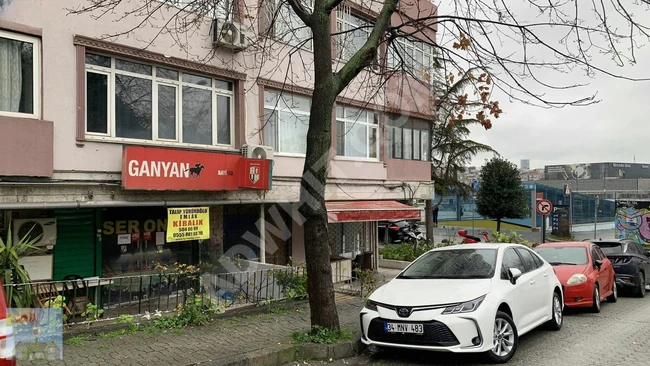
[597,242,624,255]
[397,249,497,279]
[534,246,588,265]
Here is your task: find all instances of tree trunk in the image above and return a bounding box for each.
[496,218,501,232]
[297,3,340,331]
[425,200,434,243]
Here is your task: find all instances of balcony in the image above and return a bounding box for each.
[0,116,53,177]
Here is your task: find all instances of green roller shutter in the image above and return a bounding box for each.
[52,209,97,280]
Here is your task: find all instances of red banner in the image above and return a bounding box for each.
[121,146,271,191]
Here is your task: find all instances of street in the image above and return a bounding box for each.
[287,295,650,366]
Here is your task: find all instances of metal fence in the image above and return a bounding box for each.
[3,266,307,325]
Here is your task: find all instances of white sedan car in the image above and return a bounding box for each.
[360,243,564,363]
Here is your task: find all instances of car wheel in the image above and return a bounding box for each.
[545,292,563,331]
[636,272,646,298]
[485,311,518,364]
[591,284,601,313]
[606,282,618,303]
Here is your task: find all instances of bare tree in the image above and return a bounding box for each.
[67,0,650,331]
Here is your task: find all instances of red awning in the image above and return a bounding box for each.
[326,200,421,223]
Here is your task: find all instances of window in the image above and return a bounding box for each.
[387,36,435,81]
[535,246,589,265]
[170,0,234,20]
[335,106,378,159]
[0,30,41,118]
[397,249,497,280]
[387,116,429,161]
[263,89,310,154]
[594,246,606,261]
[265,0,314,50]
[85,53,234,146]
[501,248,525,279]
[335,9,372,62]
[516,248,541,273]
[597,242,625,255]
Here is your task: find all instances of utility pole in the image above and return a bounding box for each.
[594,195,599,239]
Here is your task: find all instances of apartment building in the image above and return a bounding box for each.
[0,0,435,285]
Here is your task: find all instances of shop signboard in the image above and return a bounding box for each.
[166,207,210,243]
[122,146,271,191]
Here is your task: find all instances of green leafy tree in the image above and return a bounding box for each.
[475,157,528,232]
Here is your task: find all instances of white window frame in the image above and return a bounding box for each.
[335,106,379,161]
[269,0,314,50]
[0,30,41,120]
[335,9,372,62]
[263,89,311,157]
[387,36,434,81]
[84,52,235,149]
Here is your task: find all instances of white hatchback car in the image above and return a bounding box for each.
[360,243,564,363]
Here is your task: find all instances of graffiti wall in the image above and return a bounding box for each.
[615,200,650,245]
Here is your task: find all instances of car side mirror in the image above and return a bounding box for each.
[594,259,603,270]
[507,268,522,285]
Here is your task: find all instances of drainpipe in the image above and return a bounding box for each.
[0,199,294,210]
[259,204,266,264]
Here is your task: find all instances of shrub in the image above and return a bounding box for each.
[491,231,533,247]
[379,242,434,261]
[271,265,308,300]
[291,325,352,344]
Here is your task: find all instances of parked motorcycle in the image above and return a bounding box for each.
[404,222,425,244]
[458,229,492,244]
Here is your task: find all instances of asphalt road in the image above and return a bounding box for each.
[287,294,650,366]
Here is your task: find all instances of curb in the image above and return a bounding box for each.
[200,338,366,366]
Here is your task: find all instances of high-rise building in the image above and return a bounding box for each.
[521,159,530,171]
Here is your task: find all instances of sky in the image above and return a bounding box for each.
[436,0,650,170]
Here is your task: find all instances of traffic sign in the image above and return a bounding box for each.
[536,199,553,215]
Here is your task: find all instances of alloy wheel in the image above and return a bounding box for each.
[492,318,515,357]
[594,287,600,311]
[641,276,646,295]
[553,296,562,326]
[613,283,618,299]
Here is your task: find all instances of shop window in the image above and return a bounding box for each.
[85,53,234,147]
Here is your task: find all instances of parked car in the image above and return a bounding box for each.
[591,239,650,297]
[534,241,616,313]
[378,220,422,244]
[0,277,16,365]
[360,243,564,363]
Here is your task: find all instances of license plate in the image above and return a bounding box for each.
[384,322,423,334]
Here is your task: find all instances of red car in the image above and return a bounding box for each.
[534,241,617,312]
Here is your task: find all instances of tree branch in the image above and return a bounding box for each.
[285,0,312,27]
[334,0,399,94]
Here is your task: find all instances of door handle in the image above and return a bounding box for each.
[543,273,548,278]
[529,280,536,285]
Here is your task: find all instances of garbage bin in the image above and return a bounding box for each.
[361,251,374,271]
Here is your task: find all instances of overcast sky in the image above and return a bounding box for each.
[436,0,650,170]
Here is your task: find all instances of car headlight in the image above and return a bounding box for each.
[365,300,378,311]
[566,274,587,286]
[442,295,486,315]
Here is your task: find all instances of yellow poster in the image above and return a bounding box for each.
[166,207,210,243]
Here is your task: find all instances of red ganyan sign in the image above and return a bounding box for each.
[122,146,271,191]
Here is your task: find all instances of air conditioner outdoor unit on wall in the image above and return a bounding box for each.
[242,144,274,159]
[211,19,252,52]
[13,218,57,248]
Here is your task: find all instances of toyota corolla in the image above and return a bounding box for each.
[360,244,564,363]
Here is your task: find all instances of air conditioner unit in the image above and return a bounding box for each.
[242,144,274,159]
[13,218,57,248]
[211,19,253,52]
